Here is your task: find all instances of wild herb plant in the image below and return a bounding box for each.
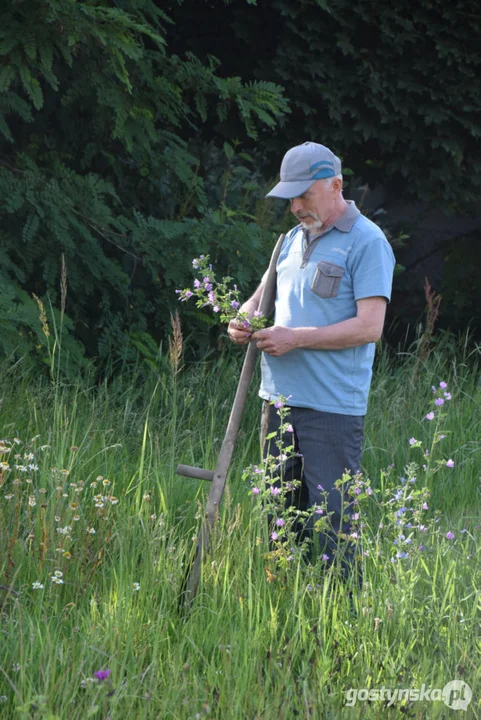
[176,255,269,332]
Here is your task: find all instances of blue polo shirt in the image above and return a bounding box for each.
[259,201,396,415]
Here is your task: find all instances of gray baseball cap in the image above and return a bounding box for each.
[266,141,342,199]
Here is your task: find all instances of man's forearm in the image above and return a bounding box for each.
[293,316,380,350]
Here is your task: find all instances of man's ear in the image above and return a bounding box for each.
[332,177,343,193]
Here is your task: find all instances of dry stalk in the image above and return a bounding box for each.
[169,311,183,376]
[412,277,442,385]
[60,253,67,317]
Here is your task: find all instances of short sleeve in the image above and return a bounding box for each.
[348,232,396,303]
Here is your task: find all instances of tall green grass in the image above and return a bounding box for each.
[0,337,480,719]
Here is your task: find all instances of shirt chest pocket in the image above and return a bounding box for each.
[310,261,345,299]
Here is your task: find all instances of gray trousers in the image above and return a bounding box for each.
[261,401,364,579]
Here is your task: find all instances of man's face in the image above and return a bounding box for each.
[289,179,337,230]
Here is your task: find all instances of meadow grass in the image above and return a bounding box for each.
[0,336,480,719]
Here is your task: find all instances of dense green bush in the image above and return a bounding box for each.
[0,0,289,376]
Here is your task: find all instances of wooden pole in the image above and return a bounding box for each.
[181,233,285,608]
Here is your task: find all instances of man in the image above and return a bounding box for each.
[228,141,395,580]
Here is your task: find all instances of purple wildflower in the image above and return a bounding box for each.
[231,300,240,310]
[271,531,278,541]
[322,554,329,561]
[94,670,111,681]
[439,381,447,389]
[275,518,285,527]
[446,531,455,540]
[274,400,284,409]
[409,437,417,445]
[286,424,294,433]
[212,305,220,313]
[434,398,444,406]
[316,484,324,491]
[422,502,428,510]
[270,487,281,496]
[444,392,452,400]
[425,411,435,421]
[396,552,409,559]
[446,459,454,468]
[185,290,193,298]
[253,310,263,317]
[251,487,260,495]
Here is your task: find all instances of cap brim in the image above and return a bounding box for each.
[265,179,315,199]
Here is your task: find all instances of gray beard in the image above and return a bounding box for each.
[300,218,323,231]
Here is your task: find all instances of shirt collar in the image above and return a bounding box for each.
[304,199,360,243]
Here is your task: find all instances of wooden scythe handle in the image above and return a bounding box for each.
[182,233,285,607]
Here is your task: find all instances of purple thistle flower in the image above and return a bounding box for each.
[446,459,454,468]
[425,411,435,421]
[94,669,111,681]
[439,381,447,389]
[275,518,285,527]
[434,398,444,406]
[446,531,455,540]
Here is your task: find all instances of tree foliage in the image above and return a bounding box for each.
[0,0,289,375]
[170,0,481,211]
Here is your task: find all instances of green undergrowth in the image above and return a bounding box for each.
[0,337,480,719]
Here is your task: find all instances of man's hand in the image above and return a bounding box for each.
[227,319,252,345]
[251,326,297,356]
